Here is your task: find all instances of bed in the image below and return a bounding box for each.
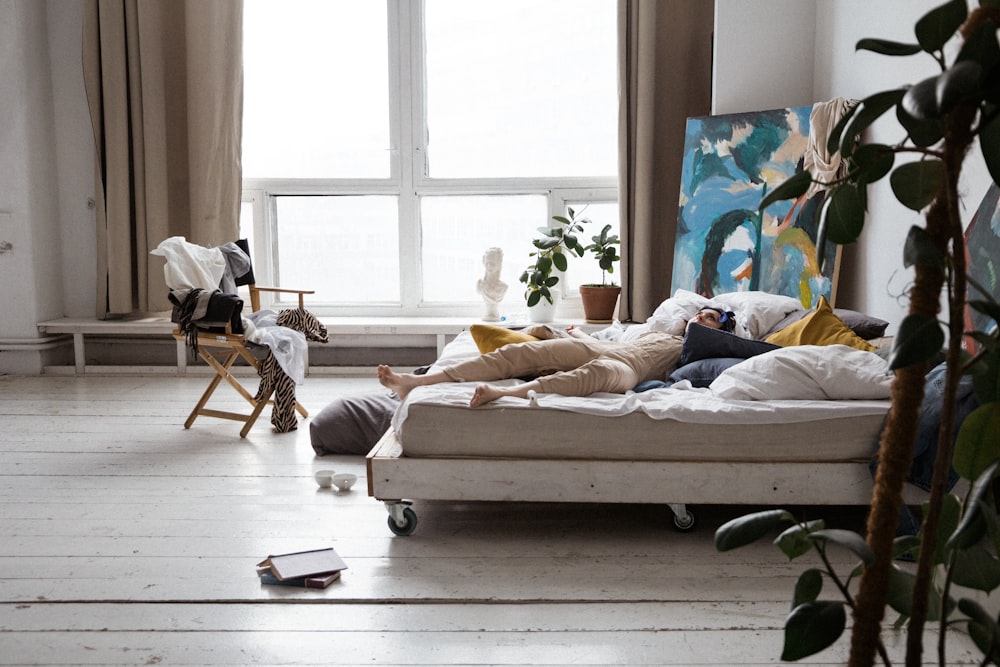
[366,290,898,535]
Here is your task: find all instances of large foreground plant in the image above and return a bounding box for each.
[718,1,1000,665]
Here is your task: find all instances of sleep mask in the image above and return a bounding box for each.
[703,307,737,332]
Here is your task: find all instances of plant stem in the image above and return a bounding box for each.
[905,101,975,667]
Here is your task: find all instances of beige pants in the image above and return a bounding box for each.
[441,333,683,397]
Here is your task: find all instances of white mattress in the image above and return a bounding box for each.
[391,330,891,463]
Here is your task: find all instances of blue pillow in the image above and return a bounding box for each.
[668,357,744,388]
[633,379,669,393]
[678,322,780,366]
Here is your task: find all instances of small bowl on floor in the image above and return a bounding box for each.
[314,470,335,488]
[332,473,357,492]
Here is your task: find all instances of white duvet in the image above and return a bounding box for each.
[393,331,894,433]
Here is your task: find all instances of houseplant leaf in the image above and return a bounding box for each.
[792,569,824,608]
[979,110,1000,186]
[950,543,1000,591]
[902,75,941,119]
[714,509,794,551]
[935,60,982,113]
[855,38,923,57]
[758,169,812,210]
[822,184,866,244]
[933,493,962,565]
[781,601,846,661]
[914,0,968,53]
[903,225,946,268]
[809,529,876,565]
[775,519,825,560]
[890,159,945,210]
[952,403,1000,480]
[839,89,906,157]
[896,100,944,147]
[852,143,895,185]
[888,313,944,369]
[947,460,1000,549]
[959,598,1000,663]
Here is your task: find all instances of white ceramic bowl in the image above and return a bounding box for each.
[314,469,335,488]
[332,473,357,492]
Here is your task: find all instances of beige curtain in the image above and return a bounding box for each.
[617,0,715,322]
[83,0,243,316]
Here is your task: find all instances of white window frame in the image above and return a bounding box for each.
[241,0,618,318]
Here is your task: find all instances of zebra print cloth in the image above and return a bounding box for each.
[255,308,329,433]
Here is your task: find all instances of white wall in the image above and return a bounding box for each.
[716,0,992,333]
[713,0,817,115]
[0,0,75,373]
[813,0,990,332]
[47,0,97,320]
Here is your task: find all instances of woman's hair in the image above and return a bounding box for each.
[704,307,737,332]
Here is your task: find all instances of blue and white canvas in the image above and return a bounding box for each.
[671,105,838,308]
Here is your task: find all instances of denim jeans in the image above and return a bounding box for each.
[869,361,980,536]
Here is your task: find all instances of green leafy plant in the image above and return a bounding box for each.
[721,1,1000,664]
[519,208,587,307]
[582,224,621,287]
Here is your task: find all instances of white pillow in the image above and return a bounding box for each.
[709,345,893,400]
[646,289,804,339]
[646,289,729,336]
[712,291,805,339]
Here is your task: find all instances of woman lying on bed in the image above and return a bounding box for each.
[377,307,735,408]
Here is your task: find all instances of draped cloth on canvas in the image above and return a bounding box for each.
[617,0,715,323]
[82,0,243,317]
[804,97,858,198]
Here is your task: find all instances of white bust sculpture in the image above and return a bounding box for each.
[476,247,508,321]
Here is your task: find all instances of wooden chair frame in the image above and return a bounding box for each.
[174,282,315,437]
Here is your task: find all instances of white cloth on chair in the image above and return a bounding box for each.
[151,236,227,291]
[244,310,307,384]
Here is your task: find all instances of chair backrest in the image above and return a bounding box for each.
[233,239,261,312]
[232,239,312,312]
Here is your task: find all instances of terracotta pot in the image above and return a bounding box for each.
[579,285,621,323]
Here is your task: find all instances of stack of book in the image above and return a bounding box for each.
[256,547,348,589]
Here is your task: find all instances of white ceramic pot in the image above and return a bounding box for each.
[527,295,558,323]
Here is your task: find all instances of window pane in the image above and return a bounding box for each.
[243,0,390,178]
[562,202,620,291]
[424,0,617,178]
[276,196,399,303]
[421,196,547,307]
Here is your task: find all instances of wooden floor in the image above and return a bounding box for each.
[0,373,983,665]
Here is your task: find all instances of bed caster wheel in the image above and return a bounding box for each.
[387,506,417,536]
[672,511,695,532]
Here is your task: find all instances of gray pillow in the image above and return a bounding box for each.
[835,308,889,339]
[765,307,889,340]
[668,357,745,388]
[310,391,399,456]
[678,323,780,366]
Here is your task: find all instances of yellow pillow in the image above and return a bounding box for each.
[469,324,539,353]
[765,296,877,351]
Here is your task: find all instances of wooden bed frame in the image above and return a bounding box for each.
[365,427,910,536]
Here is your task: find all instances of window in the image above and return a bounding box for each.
[242,0,618,318]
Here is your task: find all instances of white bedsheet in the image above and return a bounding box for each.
[393,330,892,434]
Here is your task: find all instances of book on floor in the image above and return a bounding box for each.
[258,569,341,589]
[257,547,347,588]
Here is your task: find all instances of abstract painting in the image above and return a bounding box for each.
[671,105,838,308]
[964,182,1000,351]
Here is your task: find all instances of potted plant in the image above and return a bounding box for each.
[579,223,621,323]
[519,209,587,322]
[714,2,1000,664]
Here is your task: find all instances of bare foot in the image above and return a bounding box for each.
[377,364,418,400]
[470,383,504,408]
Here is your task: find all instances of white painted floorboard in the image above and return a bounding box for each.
[0,374,984,665]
